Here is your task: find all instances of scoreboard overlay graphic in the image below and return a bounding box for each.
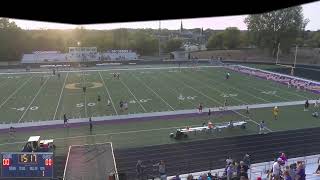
[1,152,53,178]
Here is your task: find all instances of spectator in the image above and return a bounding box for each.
[289,163,297,179]
[153,160,166,179]
[136,160,145,180]
[238,161,249,179]
[226,156,233,165]
[316,158,320,174]
[187,174,194,180]
[272,158,282,180]
[243,154,251,167]
[198,173,211,180]
[295,161,306,180]
[284,170,292,180]
[226,163,234,180]
[280,153,288,165]
[172,174,181,180]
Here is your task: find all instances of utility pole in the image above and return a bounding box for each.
[158,20,161,57]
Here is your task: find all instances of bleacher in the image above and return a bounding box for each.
[21,52,67,63]
[101,50,138,60]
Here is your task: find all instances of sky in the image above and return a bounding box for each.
[8,1,320,31]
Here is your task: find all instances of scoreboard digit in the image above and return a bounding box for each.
[1,152,54,178]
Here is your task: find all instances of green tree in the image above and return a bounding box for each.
[244,6,308,56]
[163,38,182,52]
[129,30,158,55]
[223,27,241,49]
[206,32,224,49]
[0,18,26,61]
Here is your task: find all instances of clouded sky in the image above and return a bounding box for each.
[9,1,320,31]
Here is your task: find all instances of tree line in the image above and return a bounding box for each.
[206,6,320,57]
[0,5,320,61]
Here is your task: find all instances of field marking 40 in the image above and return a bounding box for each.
[178,95,197,100]
[11,106,39,111]
[129,99,152,104]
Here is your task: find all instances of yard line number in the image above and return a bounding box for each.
[12,106,39,111]
[220,93,238,98]
[178,95,197,101]
[261,91,277,95]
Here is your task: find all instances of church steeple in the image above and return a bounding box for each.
[180,20,183,33]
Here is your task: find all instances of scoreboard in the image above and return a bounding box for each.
[1,152,53,178]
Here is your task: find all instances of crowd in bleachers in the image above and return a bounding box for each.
[134,152,314,180]
[21,50,139,63]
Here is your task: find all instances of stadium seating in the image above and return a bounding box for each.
[101,51,138,61]
[21,52,67,63]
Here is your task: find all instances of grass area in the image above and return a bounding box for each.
[0,64,319,156]
[0,65,318,123]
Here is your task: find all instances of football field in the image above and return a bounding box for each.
[0,65,318,124]
[0,64,320,154]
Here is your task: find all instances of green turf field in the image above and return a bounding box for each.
[0,65,318,123]
[0,65,320,155]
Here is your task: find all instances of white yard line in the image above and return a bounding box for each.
[0,125,199,147]
[18,77,50,123]
[0,78,11,89]
[231,107,272,133]
[250,86,291,101]
[0,76,33,110]
[0,99,311,131]
[240,73,309,100]
[53,72,69,120]
[119,79,147,112]
[132,73,175,111]
[174,75,273,132]
[157,73,197,106]
[210,70,271,103]
[176,76,222,105]
[98,72,118,115]
[0,65,222,75]
[182,72,249,105]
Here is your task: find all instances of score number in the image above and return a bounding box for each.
[2,158,10,166]
[19,154,37,164]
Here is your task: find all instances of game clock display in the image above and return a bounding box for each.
[1,152,53,178]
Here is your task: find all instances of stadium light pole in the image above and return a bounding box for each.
[276,43,280,65]
[158,20,161,57]
[293,44,298,68]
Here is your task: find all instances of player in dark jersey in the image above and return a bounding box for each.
[304,100,309,111]
[117,73,120,79]
[120,100,124,111]
[97,95,101,102]
[89,117,93,132]
[198,103,203,113]
[63,114,69,127]
[57,73,61,79]
[83,86,86,94]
